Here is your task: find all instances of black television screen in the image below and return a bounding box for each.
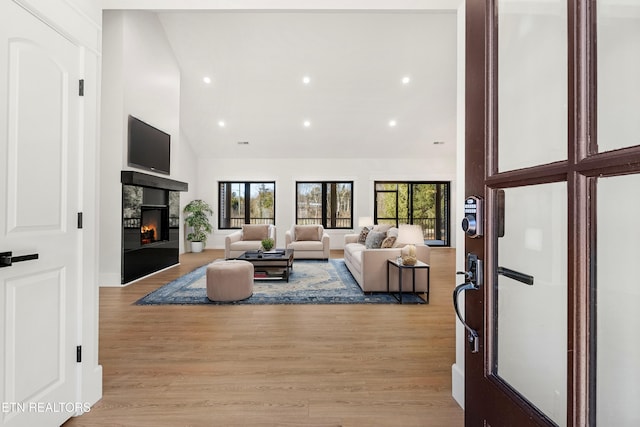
[127,115,171,175]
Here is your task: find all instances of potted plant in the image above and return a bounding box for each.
[261,237,275,252]
[183,199,214,253]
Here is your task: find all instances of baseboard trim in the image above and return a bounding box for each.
[452,362,465,410]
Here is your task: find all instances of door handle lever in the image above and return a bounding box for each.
[497,266,534,286]
[0,251,39,268]
[453,281,480,353]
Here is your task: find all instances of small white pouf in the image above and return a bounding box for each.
[206,260,254,302]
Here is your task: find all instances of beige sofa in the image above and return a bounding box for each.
[285,224,330,260]
[343,225,430,293]
[225,224,276,259]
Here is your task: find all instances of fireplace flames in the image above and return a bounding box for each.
[140,207,165,245]
[141,224,157,244]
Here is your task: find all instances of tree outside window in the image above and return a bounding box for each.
[296,182,353,229]
[374,181,450,246]
[219,182,275,228]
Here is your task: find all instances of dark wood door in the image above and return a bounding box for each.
[464,0,640,426]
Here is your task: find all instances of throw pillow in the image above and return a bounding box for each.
[357,227,371,244]
[365,230,386,249]
[386,227,399,238]
[242,224,269,241]
[381,235,397,248]
[373,224,393,233]
[295,225,320,241]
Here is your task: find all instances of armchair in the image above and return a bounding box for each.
[285,224,330,260]
[224,224,276,259]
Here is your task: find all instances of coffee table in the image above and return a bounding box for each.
[234,249,294,282]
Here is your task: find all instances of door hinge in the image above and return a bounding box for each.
[77,212,83,229]
[79,79,84,96]
[76,345,82,363]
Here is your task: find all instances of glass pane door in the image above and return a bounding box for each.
[595,3,640,423]
[495,183,567,426]
[597,0,640,153]
[466,0,640,425]
[497,0,567,171]
[596,168,640,427]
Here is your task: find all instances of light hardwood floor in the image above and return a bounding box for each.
[64,248,463,427]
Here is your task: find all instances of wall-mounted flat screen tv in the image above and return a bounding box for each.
[127,115,171,175]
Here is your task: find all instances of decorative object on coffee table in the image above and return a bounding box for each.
[261,237,275,251]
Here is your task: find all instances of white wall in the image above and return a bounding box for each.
[197,156,456,250]
[177,130,199,251]
[99,11,125,287]
[99,10,195,286]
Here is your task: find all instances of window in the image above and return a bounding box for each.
[374,181,450,246]
[296,181,353,229]
[219,182,275,229]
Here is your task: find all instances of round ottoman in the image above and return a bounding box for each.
[206,260,254,302]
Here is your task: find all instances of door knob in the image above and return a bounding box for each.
[0,251,39,268]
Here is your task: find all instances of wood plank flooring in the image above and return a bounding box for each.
[64,248,463,427]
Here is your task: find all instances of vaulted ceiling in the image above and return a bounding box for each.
[153,9,459,159]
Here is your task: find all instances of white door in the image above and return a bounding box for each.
[0,2,81,426]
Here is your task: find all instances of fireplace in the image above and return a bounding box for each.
[121,171,188,284]
[140,206,168,245]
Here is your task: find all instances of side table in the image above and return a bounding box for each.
[386,258,430,304]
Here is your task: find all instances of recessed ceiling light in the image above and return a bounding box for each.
[218,120,225,128]
[402,76,411,85]
[303,120,311,128]
[388,120,397,127]
[302,76,311,85]
[203,76,212,84]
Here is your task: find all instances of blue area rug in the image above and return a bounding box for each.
[135,259,424,305]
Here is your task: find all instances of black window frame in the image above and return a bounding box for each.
[373,181,450,247]
[295,181,353,229]
[218,181,276,229]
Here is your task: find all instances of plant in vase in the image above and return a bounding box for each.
[261,237,275,252]
[183,199,213,253]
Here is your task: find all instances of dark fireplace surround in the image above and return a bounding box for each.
[121,171,188,284]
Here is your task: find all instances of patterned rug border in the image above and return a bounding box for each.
[135,259,425,305]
